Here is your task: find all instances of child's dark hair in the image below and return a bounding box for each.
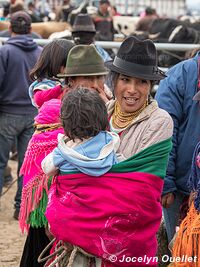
[30,39,74,81]
[61,87,109,140]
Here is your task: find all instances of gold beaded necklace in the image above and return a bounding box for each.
[112,100,148,129]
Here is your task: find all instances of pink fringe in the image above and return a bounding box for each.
[19,129,64,233]
[19,172,48,233]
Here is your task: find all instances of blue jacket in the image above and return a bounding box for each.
[155,53,200,195]
[53,132,119,176]
[0,35,42,114]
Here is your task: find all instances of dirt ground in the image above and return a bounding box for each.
[0,160,26,267]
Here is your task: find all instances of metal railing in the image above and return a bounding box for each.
[0,37,200,51]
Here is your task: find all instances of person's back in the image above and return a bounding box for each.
[0,12,42,114]
[155,52,200,242]
[0,11,42,219]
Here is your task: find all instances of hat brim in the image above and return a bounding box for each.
[105,60,166,81]
[57,70,108,78]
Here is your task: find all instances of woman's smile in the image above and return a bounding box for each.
[115,75,151,113]
[123,97,138,105]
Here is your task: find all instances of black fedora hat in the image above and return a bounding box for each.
[106,36,165,81]
[72,14,96,33]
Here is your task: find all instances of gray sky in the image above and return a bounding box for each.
[187,0,200,8]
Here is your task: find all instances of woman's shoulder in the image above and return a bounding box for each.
[144,100,173,138]
[152,104,173,120]
[149,99,172,117]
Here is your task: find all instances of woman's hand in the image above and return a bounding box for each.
[162,192,175,208]
[96,84,113,103]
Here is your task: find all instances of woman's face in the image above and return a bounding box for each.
[115,74,151,113]
[72,76,105,92]
[70,75,109,103]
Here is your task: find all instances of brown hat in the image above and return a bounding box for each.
[58,44,108,77]
[10,11,31,34]
[106,36,165,81]
[72,14,96,33]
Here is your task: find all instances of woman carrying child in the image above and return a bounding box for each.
[42,39,174,266]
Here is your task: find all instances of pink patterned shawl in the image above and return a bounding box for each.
[19,99,64,232]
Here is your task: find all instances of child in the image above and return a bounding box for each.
[42,87,120,177]
[19,99,64,267]
[29,39,74,108]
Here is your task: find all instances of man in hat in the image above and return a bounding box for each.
[0,11,42,220]
[92,0,115,42]
[71,13,111,62]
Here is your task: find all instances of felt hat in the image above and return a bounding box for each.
[58,44,108,77]
[106,36,165,81]
[72,13,96,33]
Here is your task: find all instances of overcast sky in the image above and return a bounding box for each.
[186,0,200,8]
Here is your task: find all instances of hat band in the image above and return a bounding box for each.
[66,63,107,75]
[113,57,158,76]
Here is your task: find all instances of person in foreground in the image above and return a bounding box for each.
[167,89,200,267]
[42,37,173,267]
[155,48,200,244]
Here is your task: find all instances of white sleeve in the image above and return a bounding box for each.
[41,152,59,176]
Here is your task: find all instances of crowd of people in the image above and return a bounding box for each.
[1,2,200,267]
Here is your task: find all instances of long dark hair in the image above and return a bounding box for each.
[61,87,109,141]
[29,39,74,81]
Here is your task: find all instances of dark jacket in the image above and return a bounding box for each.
[155,53,200,195]
[0,35,42,114]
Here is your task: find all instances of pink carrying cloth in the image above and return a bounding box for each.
[46,172,163,266]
